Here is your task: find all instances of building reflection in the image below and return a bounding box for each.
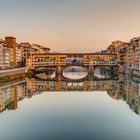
[0,76,140,116]
[108,78,140,115]
[26,78,117,92]
[0,80,26,112]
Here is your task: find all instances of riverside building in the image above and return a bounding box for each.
[0,36,50,69]
[19,43,50,66]
[111,37,140,75]
[0,39,10,69]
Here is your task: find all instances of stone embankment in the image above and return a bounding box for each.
[0,67,26,83]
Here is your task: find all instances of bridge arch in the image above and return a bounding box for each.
[62,66,88,80]
[93,65,118,79]
[34,67,56,80]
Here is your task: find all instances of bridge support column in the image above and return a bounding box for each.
[56,66,62,75]
[88,65,94,74]
[56,66,63,81]
[56,74,62,81]
[88,73,94,81]
[118,65,124,73]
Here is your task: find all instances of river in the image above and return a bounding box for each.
[0,72,140,140]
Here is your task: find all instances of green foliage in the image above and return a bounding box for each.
[0,76,10,81]
[26,70,34,77]
[35,67,48,74]
[99,67,112,75]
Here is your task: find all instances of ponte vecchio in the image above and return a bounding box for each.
[27,53,117,74]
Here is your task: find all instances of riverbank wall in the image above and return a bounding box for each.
[0,67,26,83]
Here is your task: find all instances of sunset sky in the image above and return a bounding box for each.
[0,0,140,52]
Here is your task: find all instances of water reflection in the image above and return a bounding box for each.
[0,80,26,112]
[94,66,113,79]
[1,74,140,140]
[63,66,88,80]
[0,74,140,116]
[35,71,56,80]
[63,72,88,80]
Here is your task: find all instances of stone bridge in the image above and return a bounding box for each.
[27,53,117,74]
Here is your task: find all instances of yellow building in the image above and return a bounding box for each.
[107,40,124,54]
[83,54,117,66]
[27,54,67,70]
[19,43,50,66]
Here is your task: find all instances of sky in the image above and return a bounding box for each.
[0,0,140,52]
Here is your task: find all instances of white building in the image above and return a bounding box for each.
[115,37,140,75]
[16,44,23,67]
[0,40,10,69]
[130,37,140,71]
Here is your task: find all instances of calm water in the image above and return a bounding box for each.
[0,72,140,140]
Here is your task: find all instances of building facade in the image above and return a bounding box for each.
[0,40,10,69]
[19,43,50,66]
[107,40,124,54]
[130,37,140,72]
[115,37,140,74]
[0,36,50,69]
[5,37,17,67]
